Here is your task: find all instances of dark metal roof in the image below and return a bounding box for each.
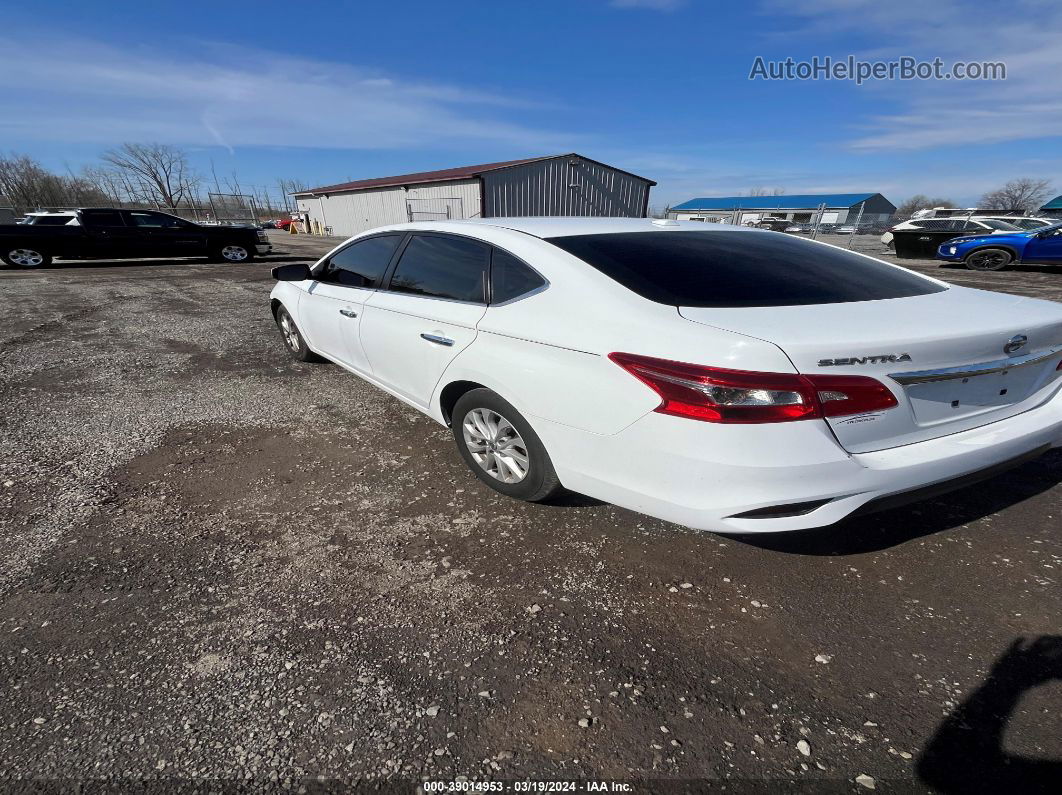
[293,153,656,195]
[672,193,884,211]
[1041,195,1062,210]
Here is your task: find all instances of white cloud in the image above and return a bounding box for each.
[0,35,577,154]
[758,0,1062,152]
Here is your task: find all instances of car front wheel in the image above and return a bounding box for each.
[964,248,1013,271]
[275,306,321,362]
[3,247,52,268]
[452,388,563,503]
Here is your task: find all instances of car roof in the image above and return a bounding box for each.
[382,217,764,239]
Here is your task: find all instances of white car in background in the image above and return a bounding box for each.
[978,216,1056,231]
[881,217,1022,249]
[19,211,80,226]
[269,218,1062,534]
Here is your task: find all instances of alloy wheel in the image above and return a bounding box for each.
[967,251,1008,271]
[279,313,300,351]
[9,248,44,267]
[222,245,249,262]
[462,408,529,484]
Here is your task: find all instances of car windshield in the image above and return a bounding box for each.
[979,219,1022,230]
[545,230,946,308]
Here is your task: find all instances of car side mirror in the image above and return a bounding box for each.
[271,263,312,281]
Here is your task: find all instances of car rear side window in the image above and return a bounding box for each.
[490,248,546,304]
[388,234,488,303]
[322,235,402,288]
[545,231,947,308]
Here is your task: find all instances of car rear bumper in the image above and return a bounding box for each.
[534,385,1062,534]
[256,243,273,255]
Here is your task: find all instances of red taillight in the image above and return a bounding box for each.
[806,374,899,417]
[609,352,897,424]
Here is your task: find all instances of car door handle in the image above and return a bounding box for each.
[420,333,455,347]
[339,308,358,318]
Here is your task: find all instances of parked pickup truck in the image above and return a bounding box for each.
[0,208,272,268]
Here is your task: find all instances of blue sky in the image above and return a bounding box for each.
[3,0,1060,209]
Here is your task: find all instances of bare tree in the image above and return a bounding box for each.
[223,170,244,197]
[275,177,308,212]
[101,143,201,208]
[895,194,956,218]
[979,179,1053,215]
[81,165,129,203]
[0,153,110,210]
[746,186,786,197]
[0,154,65,208]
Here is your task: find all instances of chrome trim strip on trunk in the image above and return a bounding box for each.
[888,345,1062,385]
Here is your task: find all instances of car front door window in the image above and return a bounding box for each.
[319,235,402,288]
[298,235,403,370]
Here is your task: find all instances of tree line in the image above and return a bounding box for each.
[0,144,307,217]
[895,178,1055,218]
[2,145,1054,222]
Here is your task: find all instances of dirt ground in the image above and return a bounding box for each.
[1,229,1060,793]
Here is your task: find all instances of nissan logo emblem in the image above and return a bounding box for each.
[1004,334,1028,355]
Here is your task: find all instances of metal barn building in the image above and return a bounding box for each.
[1040,195,1062,218]
[291,153,656,238]
[668,193,896,225]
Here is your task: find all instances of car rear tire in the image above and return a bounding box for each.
[275,306,321,362]
[213,244,253,263]
[3,247,51,268]
[964,248,1013,271]
[452,388,563,503]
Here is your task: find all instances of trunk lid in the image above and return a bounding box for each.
[679,287,1062,453]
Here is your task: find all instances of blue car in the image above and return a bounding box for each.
[936,221,1062,271]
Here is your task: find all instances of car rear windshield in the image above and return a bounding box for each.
[544,231,947,308]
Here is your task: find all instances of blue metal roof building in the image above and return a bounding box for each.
[669,192,896,224]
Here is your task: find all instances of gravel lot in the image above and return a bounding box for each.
[1,229,1060,792]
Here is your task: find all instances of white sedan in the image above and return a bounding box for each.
[269,218,1062,534]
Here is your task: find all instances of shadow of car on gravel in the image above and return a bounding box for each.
[917,635,1062,794]
[935,262,1062,275]
[725,449,1062,556]
[21,255,309,270]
